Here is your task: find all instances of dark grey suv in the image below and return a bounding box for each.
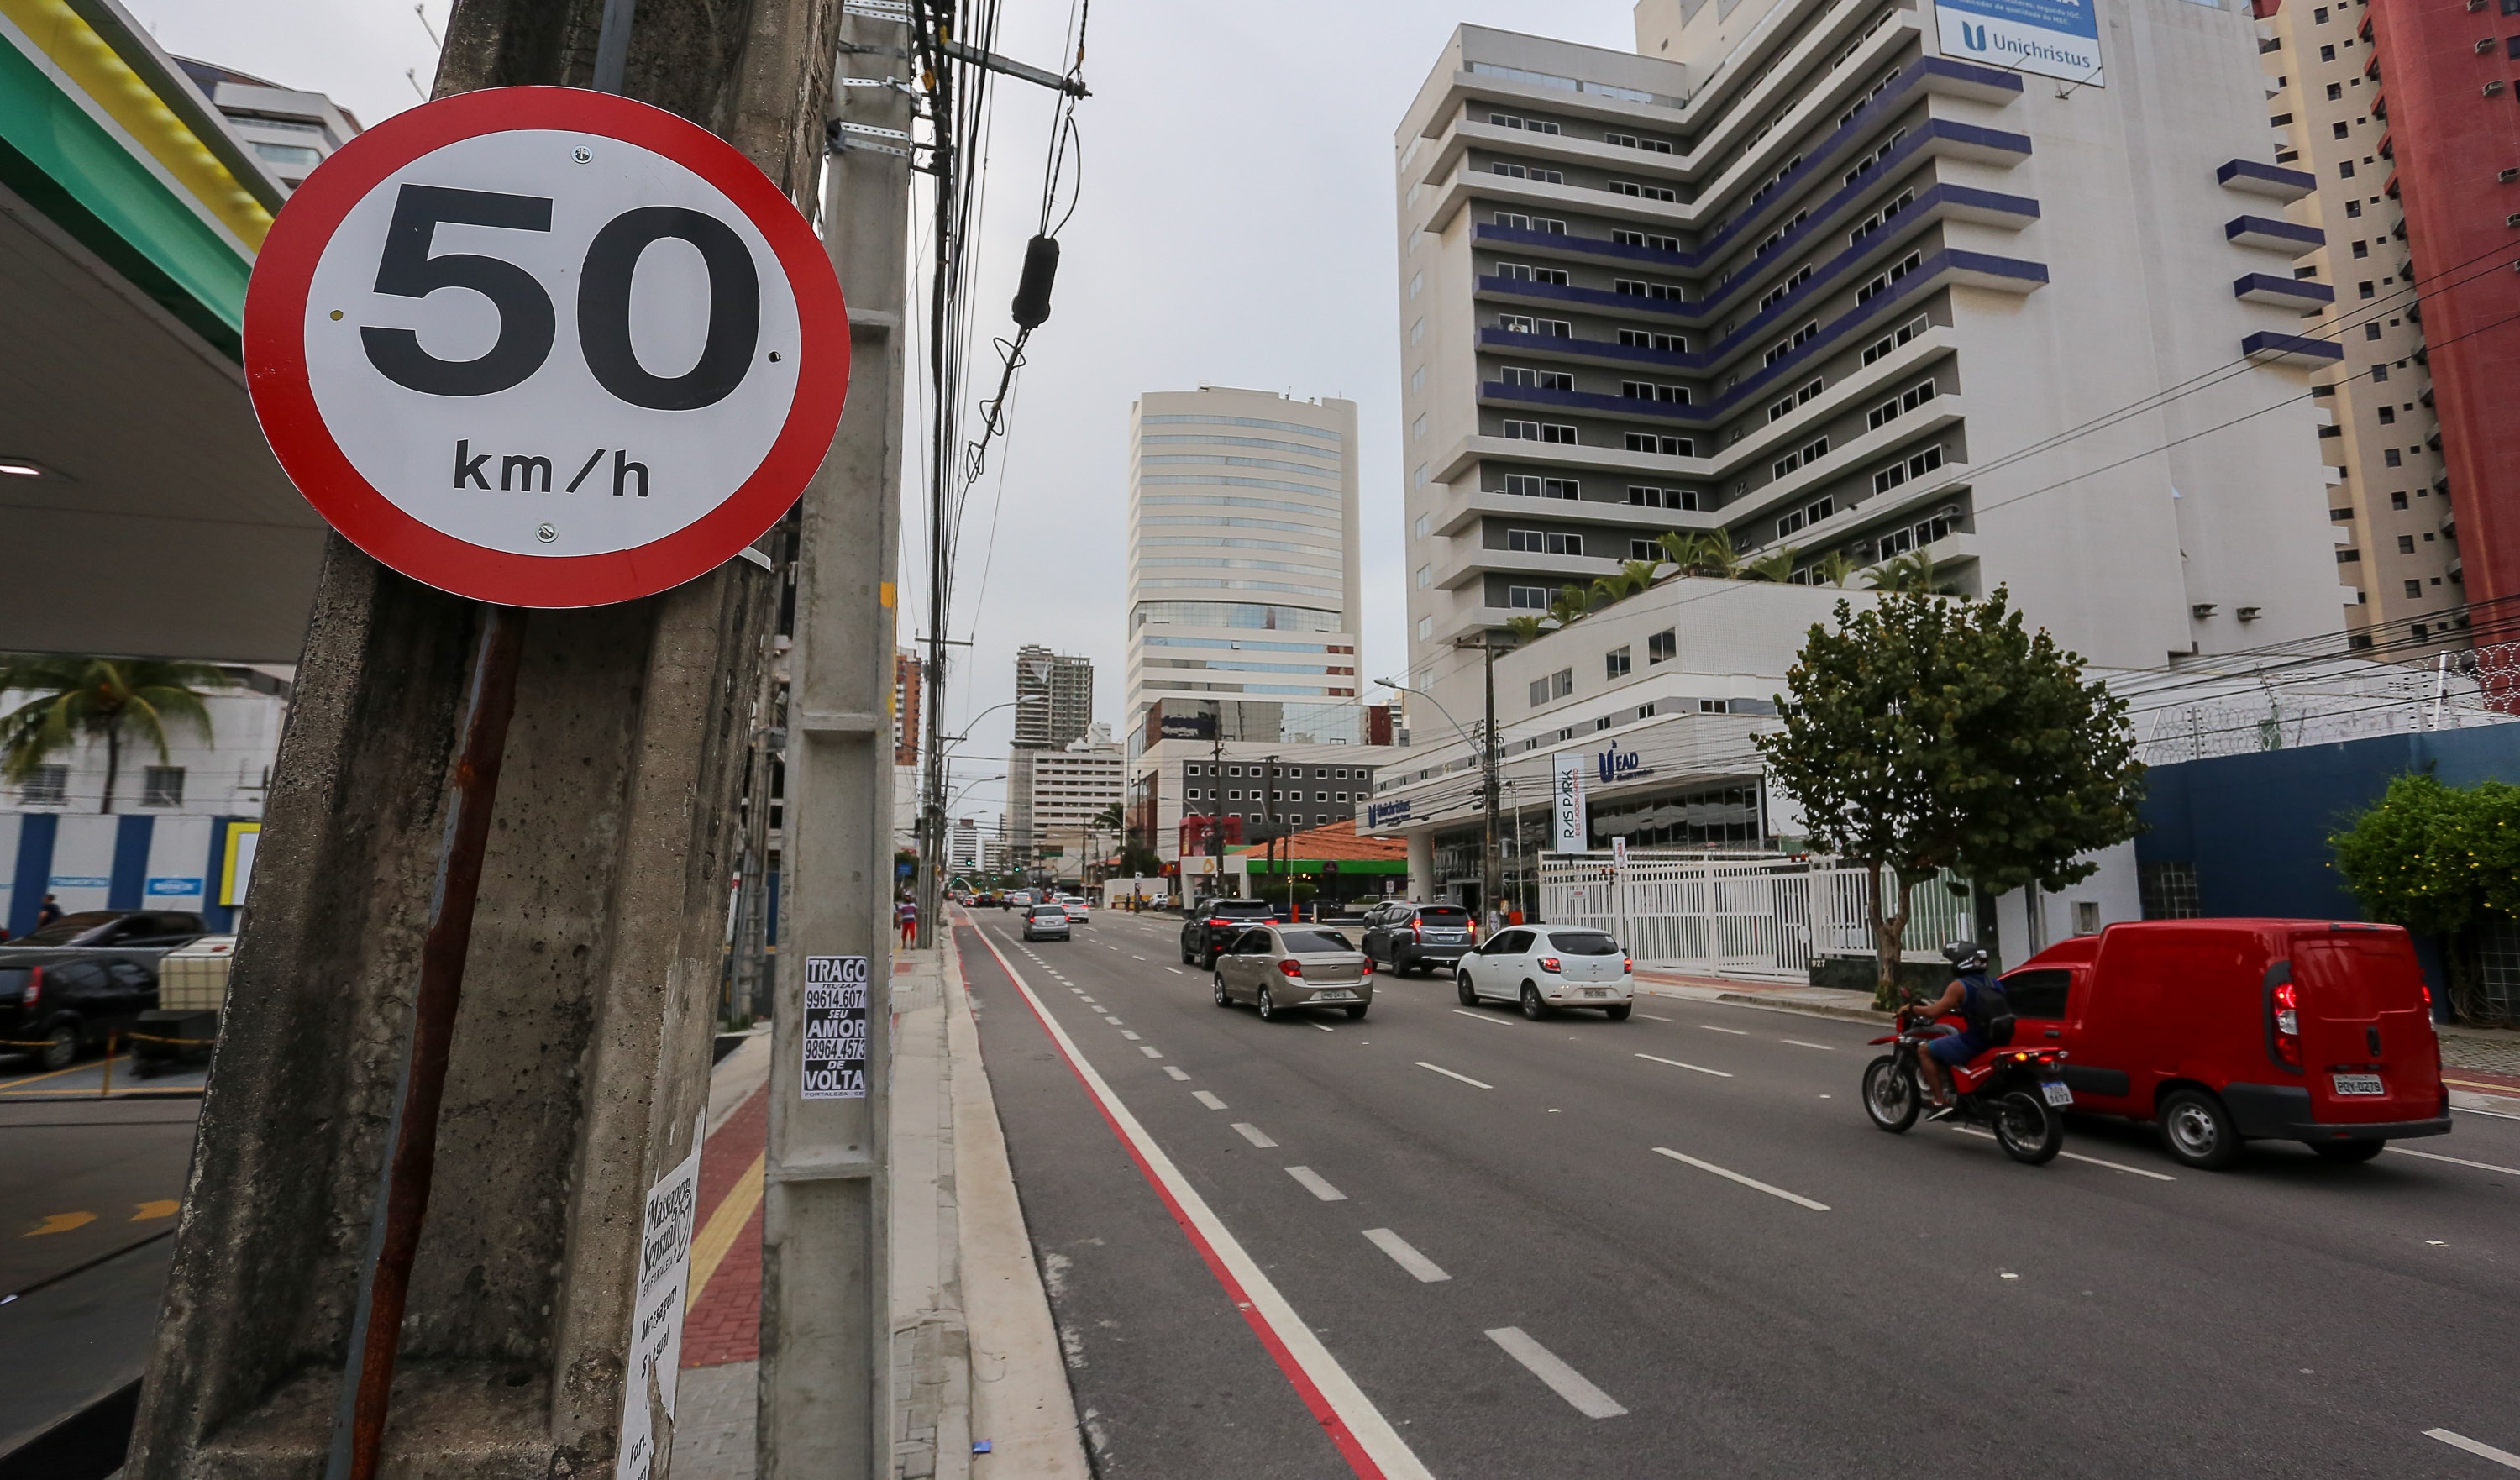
[1359,902,1476,975]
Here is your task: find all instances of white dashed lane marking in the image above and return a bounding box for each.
[1635,1053,1731,1079]
[1780,1038,1836,1051]
[1138,1046,1163,1058]
[1285,1166,1347,1202]
[1651,1147,1830,1211]
[1451,1010,1512,1028]
[1415,1062,1493,1090]
[1698,1024,1747,1036]
[1485,1327,1627,1420]
[1362,1228,1450,1283]
[1163,1066,1192,1081]
[1232,1123,1278,1148]
[1193,1091,1227,1110]
[2428,1430,2520,1471]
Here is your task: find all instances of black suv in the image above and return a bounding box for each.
[3,909,204,953]
[1179,898,1280,969]
[1360,902,1476,975]
[0,952,161,1070]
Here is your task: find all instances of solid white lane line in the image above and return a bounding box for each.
[1484,1327,1627,1420]
[2391,1147,2520,1177]
[1780,1039,1837,1051]
[1121,1030,1142,1040]
[1451,1010,1513,1027]
[1362,1228,1451,1283]
[1943,1126,2176,1180]
[1193,1090,1227,1110]
[1651,1147,1830,1211]
[1415,1062,1494,1089]
[1698,1024,1748,1036]
[1233,1122,1278,1148]
[1286,1166,1347,1201]
[1138,1046,1163,1058]
[1636,1053,1732,1078]
[963,928,1436,1480]
[1163,1067,1191,1081]
[2428,1429,2520,1470]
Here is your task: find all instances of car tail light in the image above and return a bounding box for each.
[1359,959,1373,974]
[1537,956,1562,973]
[1208,918,1231,929]
[1622,957,1634,974]
[2421,982,2433,1010]
[1278,958,1304,978]
[2271,980,2302,1069]
[1411,919,1423,938]
[21,967,39,1010]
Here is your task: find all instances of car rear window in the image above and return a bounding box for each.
[2001,968,2071,1019]
[1212,901,1276,916]
[2292,932,2422,1017]
[1546,930,1620,956]
[1278,930,1355,953]
[1028,905,1066,918]
[1417,907,1468,923]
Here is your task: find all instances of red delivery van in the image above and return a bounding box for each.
[2001,920,2449,1170]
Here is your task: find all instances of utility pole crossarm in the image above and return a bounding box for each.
[937,38,1089,97]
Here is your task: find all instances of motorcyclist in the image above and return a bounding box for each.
[1907,941,1996,1119]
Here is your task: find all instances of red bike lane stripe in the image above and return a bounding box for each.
[957,921,1431,1480]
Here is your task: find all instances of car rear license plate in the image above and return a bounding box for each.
[1311,989,1356,1002]
[2040,1080,2073,1107]
[2332,1073,2385,1096]
[1583,988,1610,998]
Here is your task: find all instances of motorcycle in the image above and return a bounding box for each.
[1862,1011,2071,1165]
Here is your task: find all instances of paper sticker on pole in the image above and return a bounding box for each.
[244,87,848,607]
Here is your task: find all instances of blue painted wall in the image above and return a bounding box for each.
[8,815,56,937]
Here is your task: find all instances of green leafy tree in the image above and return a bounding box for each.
[1546,585,1593,628]
[1590,559,1663,606]
[1862,548,1940,594]
[1741,546,1799,583]
[1809,550,1857,589]
[1754,587,2147,1007]
[2330,774,2520,1021]
[1503,614,1551,645]
[1655,529,1702,573]
[0,656,228,814]
[1692,527,1743,580]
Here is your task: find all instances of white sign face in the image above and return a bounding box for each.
[245,88,847,608]
[1551,751,1587,853]
[614,1117,704,1480]
[1933,0,2104,86]
[301,129,801,560]
[801,954,870,1100]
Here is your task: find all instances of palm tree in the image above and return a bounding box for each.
[1589,559,1662,606]
[1502,614,1550,645]
[1655,529,1702,575]
[1694,527,1744,580]
[1811,550,1857,589]
[1741,546,1798,583]
[1862,547,1939,594]
[0,656,228,813]
[1546,584,1592,628]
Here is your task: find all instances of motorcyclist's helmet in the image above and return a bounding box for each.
[1940,940,1989,972]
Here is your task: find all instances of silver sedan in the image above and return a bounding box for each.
[1211,925,1374,1022]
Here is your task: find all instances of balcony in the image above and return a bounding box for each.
[2224,215,2325,254]
[1432,544,1622,594]
[1466,181,2037,281]
[2234,272,2334,307]
[2215,158,2317,202]
[1431,485,1719,540]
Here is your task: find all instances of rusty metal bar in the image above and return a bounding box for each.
[328,602,527,1480]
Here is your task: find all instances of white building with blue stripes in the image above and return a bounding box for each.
[2,674,288,936]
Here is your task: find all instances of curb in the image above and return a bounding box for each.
[1714,991,1895,1026]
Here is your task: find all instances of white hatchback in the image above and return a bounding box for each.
[1456,925,1634,1021]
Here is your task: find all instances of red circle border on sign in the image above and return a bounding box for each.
[244,87,848,608]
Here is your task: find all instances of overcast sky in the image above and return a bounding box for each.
[129,0,1636,821]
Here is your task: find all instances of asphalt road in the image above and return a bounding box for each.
[956,910,2520,1480]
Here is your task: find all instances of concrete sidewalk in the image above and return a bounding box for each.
[672,921,1086,1480]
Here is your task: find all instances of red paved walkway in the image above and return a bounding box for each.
[683,1083,767,1369]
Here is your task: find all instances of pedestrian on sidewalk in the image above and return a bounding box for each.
[897,896,919,947]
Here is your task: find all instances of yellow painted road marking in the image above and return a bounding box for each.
[131,1200,178,1221]
[686,1152,766,1310]
[0,1056,118,1094]
[24,1211,95,1236]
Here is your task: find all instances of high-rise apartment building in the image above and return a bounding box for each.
[174,60,360,191]
[1394,4,2346,722]
[2360,0,2520,631]
[2256,0,2461,648]
[893,648,921,767]
[1123,388,1367,752]
[1012,644,1095,750]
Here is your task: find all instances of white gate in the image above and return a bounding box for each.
[1537,852,1967,984]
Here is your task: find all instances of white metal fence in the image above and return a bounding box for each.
[1537,851,1969,983]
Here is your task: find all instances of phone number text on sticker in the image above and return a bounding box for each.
[801,954,869,1100]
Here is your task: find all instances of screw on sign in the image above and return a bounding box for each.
[244,86,848,606]
[242,87,848,1480]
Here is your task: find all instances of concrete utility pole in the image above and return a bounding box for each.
[759,3,910,1475]
[1457,638,1504,929]
[127,2,842,1476]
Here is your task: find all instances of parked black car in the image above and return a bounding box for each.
[1178,898,1281,969]
[3,909,205,952]
[0,952,160,1070]
[1359,901,1477,975]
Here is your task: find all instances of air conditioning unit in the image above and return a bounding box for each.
[2478,36,2496,52]
[2488,80,2508,96]
[2191,603,2218,619]
[2503,169,2520,183]
[2237,606,2263,622]
[2508,213,2520,228]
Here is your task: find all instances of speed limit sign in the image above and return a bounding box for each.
[244,87,848,607]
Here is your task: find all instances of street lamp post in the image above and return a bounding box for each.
[921,693,1043,946]
[1374,648,1509,931]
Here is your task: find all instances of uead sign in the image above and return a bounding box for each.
[1933,0,2103,86]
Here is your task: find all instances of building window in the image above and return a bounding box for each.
[1625,485,1697,510]
[1413,414,1427,441]
[2337,548,2360,564]
[1507,585,1548,609]
[1769,378,1824,422]
[2320,43,2336,60]
[1771,438,1828,480]
[1648,628,1676,664]
[1408,270,1423,299]
[1620,380,1688,403]
[1551,668,1574,699]
[2351,239,2369,258]
[2378,406,2396,424]
[1410,365,1425,392]
[1418,616,1433,638]
[1631,538,1662,560]
[1624,432,1694,456]
[2339,160,2355,178]
[2397,535,2416,554]
[2384,449,2402,467]
[1606,646,1631,679]
[1415,564,1432,587]
[1872,443,1945,495]
[2345,199,2362,218]
[1529,677,1551,706]
[2391,491,2409,509]
[2371,364,2389,381]
[2358,281,2376,299]
[18,764,66,806]
[1617,328,1687,353]
[1414,514,1429,539]
[1410,318,1424,344]
[140,766,185,807]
